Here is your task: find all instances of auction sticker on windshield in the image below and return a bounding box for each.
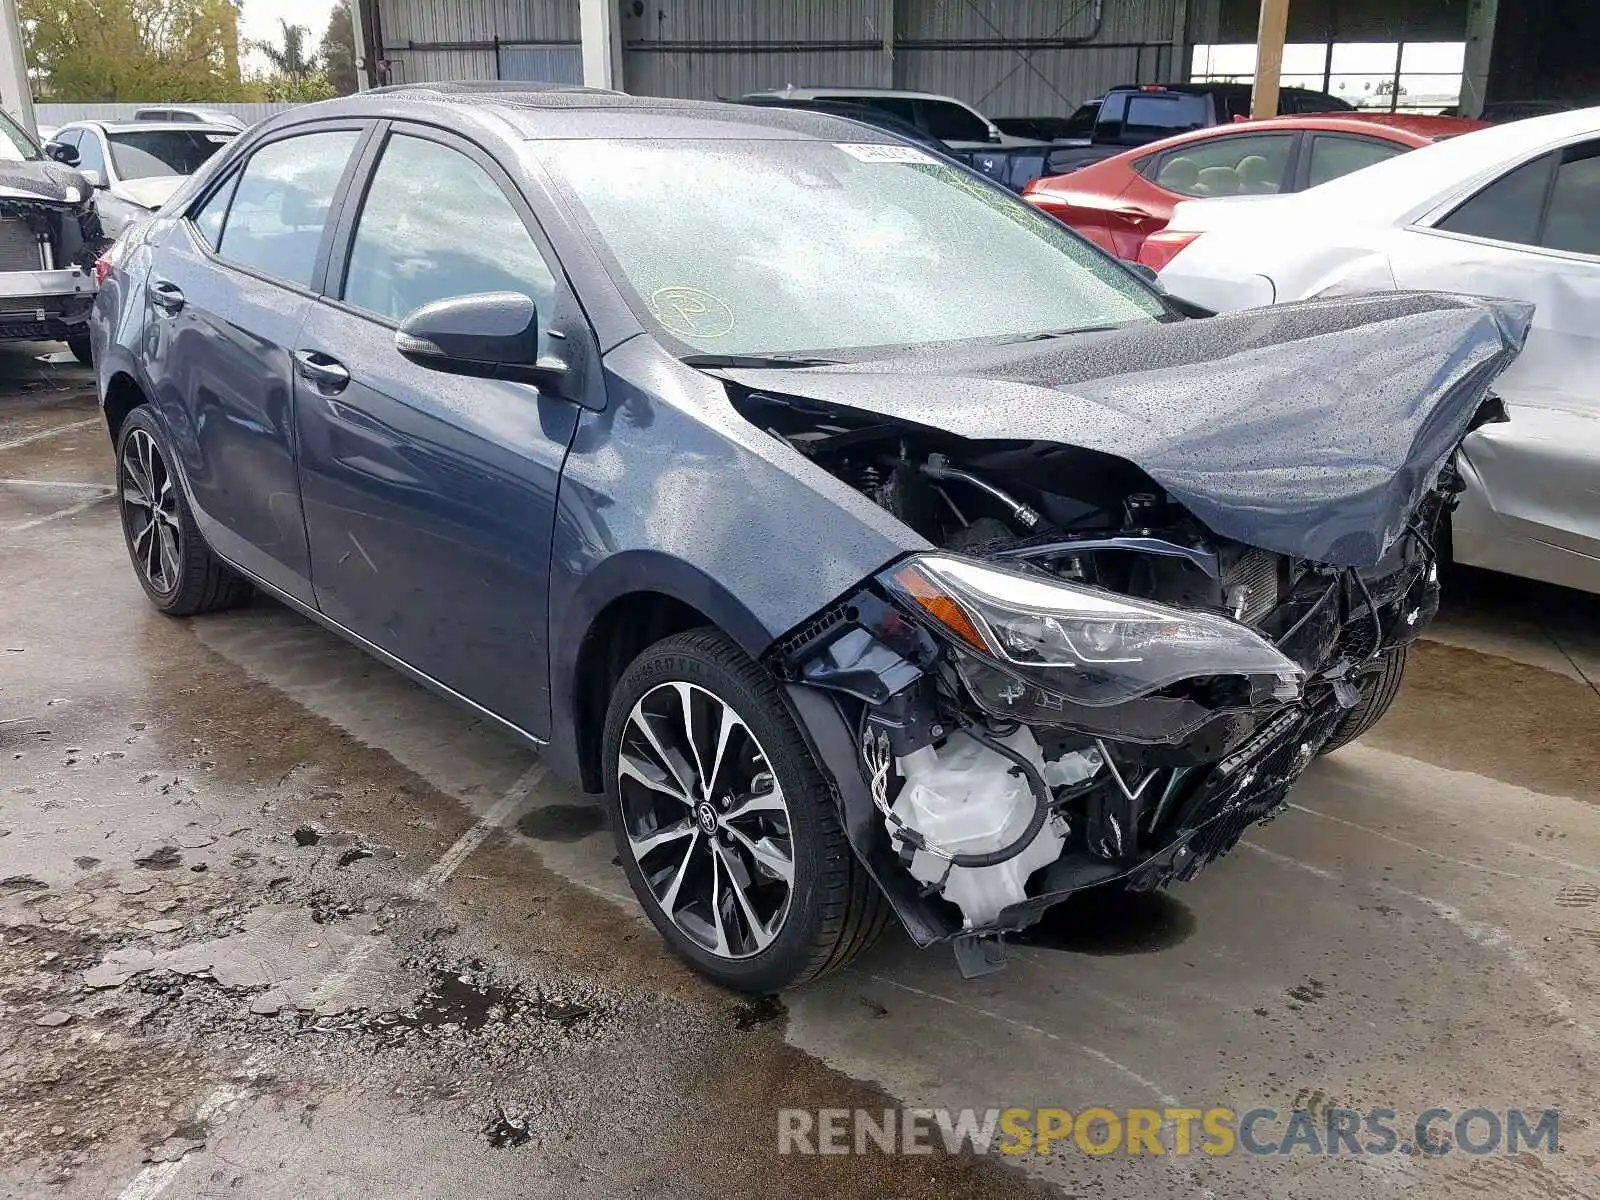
[835,143,936,164]
[650,285,735,338]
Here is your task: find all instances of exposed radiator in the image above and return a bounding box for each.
[1222,548,1281,626]
[0,218,45,273]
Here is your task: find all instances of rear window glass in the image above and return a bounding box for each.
[1097,93,1209,143]
[1437,152,1556,246]
[215,131,358,287]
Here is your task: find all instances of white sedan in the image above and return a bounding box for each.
[1154,108,1600,595]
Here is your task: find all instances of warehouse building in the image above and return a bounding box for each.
[349,0,1596,119]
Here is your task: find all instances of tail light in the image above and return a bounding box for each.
[1136,229,1201,272]
[93,251,113,286]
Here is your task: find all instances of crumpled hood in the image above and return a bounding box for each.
[0,159,93,204]
[110,175,185,211]
[722,292,1531,568]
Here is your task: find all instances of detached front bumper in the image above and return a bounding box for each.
[0,267,96,342]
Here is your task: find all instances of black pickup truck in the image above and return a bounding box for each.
[974,82,1354,191]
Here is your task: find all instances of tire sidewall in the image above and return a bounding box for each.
[115,407,185,610]
[602,636,841,993]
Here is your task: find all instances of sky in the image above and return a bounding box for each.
[237,0,341,75]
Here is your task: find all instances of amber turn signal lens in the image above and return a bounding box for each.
[890,563,990,652]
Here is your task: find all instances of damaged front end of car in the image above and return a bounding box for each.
[0,163,105,343]
[735,292,1531,976]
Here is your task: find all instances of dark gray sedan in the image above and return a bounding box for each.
[90,84,1526,991]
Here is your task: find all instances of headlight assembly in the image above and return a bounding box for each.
[881,554,1304,720]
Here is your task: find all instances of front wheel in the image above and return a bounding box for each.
[1320,648,1408,754]
[603,629,890,992]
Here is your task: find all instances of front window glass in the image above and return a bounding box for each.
[1305,135,1405,188]
[535,138,1165,357]
[0,108,41,162]
[108,129,237,180]
[342,134,556,345]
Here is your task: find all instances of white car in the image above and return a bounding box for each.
[1155,107,1600,595]
[740,87,1036,151]
[45,121,239,237]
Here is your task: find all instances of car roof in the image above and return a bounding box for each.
[62,120,240,134]
[1133,112,1485,149]
[265,86,915,143]
[741,86,973,105]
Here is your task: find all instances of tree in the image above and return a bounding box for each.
[320,0,357,96]
[252,17,317,83]
[23,0,256,102]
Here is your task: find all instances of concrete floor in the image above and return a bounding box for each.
[1,348,1596,1199]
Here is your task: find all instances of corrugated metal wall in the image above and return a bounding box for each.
[621,0,1183,111]
[896,0,1181,113]
[376,0,580,85]
[370,0,1186,112]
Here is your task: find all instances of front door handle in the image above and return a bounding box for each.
[1111,205,1158,225]
[294,350,350,394]
[148,280,185,313]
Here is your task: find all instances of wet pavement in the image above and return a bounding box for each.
[1,347,1596,1199]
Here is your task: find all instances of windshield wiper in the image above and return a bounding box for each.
[680,353,842,369]
[998,324,1122,345]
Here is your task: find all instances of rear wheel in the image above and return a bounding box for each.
[67,334,92,366]
[116,407,251,615]
[1320,648,1407,754]
[603,629,890,992]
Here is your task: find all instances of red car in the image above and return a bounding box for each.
[1022,113,1487,268]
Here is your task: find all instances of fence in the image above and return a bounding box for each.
[34,102,300,130]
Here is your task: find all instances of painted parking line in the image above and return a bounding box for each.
[1,480,116,534]
[0,416,100,453]
[110,762,546,1200]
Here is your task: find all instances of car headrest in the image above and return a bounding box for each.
[1157,156,1199,190]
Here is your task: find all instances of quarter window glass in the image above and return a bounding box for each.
[841,95,917,124]
[1306,135,1405,188]
[1437,153,1555,246]
[342,134,556,341]
[74,133,106,177]
[193,173,239,251]
[1154,134,1293,197]
[217,131,359,287]
[918,100,989,143]
[1541,146,1600,256]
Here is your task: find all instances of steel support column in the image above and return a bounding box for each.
[0,0,35,136]
[581,0,623,90]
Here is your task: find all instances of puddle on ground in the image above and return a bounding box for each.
[732,993,786,1031]
[514,803,605,843]
[1012,886,1195,955]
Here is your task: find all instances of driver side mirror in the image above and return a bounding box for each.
[395,291,567,390]
[43,140,79,166]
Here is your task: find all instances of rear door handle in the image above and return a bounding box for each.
[294,349,350,394]
[148,280,185,313]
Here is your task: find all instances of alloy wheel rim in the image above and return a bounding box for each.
[618,681,794,960]
[120,428,182,595]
